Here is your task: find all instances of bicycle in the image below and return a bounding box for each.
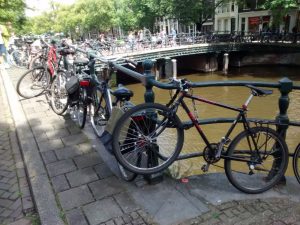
[112,78,289,194]
[65,48,138,181]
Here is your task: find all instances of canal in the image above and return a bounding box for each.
[122,65,300,178]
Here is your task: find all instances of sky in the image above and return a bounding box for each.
[25,0,76,17]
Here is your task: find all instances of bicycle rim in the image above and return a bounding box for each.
[50,72,69,115]
[225,127,288,194]
[293,144,300,184]
[16,67,48,98]
[112,103,184,175]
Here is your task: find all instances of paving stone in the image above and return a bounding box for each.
[41,150,58,164]
[74,152,103,169]
[115,192,140,213]
[77,143,94,154]
[38,139,64,152]
[83,198,123,225]
[67,125,81,134]
[0,198,14,208]
[61,133,88,146]
[51,175,70,193]
[7,218,31,225]
[94,163,114,179]
[66,208,88,225]
[55,146,82,160]
[47,159,76,177]
[21,196,34,213]
[89,177,125,200]
[66,167,99,187]
[58,185,94,210]
[46,128,70,140]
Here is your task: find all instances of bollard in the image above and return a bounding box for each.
[142,59,164,184]
[172,59,177,79]
[274,77,293,184]
[223,53,229,75]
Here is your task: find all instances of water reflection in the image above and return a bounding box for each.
[122,66,300,177]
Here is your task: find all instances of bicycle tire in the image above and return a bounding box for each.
[50,71,69,115]
[292,144,300,184]
[90,87,110,137]
[225,126,288,194]
[75,88,87,129]
[10,50,28,68]
[16,66,50,99]
[112,103,184,175]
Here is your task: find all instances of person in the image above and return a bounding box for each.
[292,26,297,44]
[171,28,177,46]
[0,23,9,68]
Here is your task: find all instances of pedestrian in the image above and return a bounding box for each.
[292,26,297,44]
[0,23,9,68]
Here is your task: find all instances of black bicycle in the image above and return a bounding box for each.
[112,78,289,194]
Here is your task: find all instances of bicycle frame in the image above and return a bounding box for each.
[170,91,262,163]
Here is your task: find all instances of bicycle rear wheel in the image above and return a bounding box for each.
[74,88,87,129]
[225,126,288,194]
[50,71,69,115]
[292,144,300,184]
[90,88,110,137]
[112,103,184,175]
[16,66,50,99]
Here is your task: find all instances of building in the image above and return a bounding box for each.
[215,0,299,34]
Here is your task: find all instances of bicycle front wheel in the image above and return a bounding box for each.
[50,71,69,115]
[293,144,300,184]
[112,103,184,175]
[225,126,288,194]
[16,66,50,99]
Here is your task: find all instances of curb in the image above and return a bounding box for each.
[0,68,64,225]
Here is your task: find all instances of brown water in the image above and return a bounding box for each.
[122,66,300,178]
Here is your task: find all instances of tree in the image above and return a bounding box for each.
[263,0,298,27]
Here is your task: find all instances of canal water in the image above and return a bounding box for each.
[122,66,300,178]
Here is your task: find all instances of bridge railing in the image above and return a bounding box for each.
[110,58,300,182]
[111,58,300,140]
[80,31,300,57]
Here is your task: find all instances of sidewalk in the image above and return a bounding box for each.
[0,67,34,225]
[1,66,300,225]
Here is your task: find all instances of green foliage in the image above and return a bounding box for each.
[263,0,298,26]
[0,0,26,23]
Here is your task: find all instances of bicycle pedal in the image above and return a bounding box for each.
[201,164,210,172]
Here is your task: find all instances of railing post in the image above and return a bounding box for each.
[142,59,164,184]
[275,77,293,184]
[143,59,155,103]
[276,77,293,139]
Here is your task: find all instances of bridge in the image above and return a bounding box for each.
[86,32,300,77]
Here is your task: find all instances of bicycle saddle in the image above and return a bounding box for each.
[111,85,133,101]
[73,58,89,66]
[246,85,273,96]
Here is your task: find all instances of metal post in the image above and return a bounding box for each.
[171,59,177,79]
[223,53,229,75]
[275,77,293,184]
[142,59,164,184]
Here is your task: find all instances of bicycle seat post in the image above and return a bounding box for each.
[243,93,254,109]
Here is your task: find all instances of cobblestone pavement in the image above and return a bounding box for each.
[0,68,34,225]
[3,67,300,225]
[180,198,300,225]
